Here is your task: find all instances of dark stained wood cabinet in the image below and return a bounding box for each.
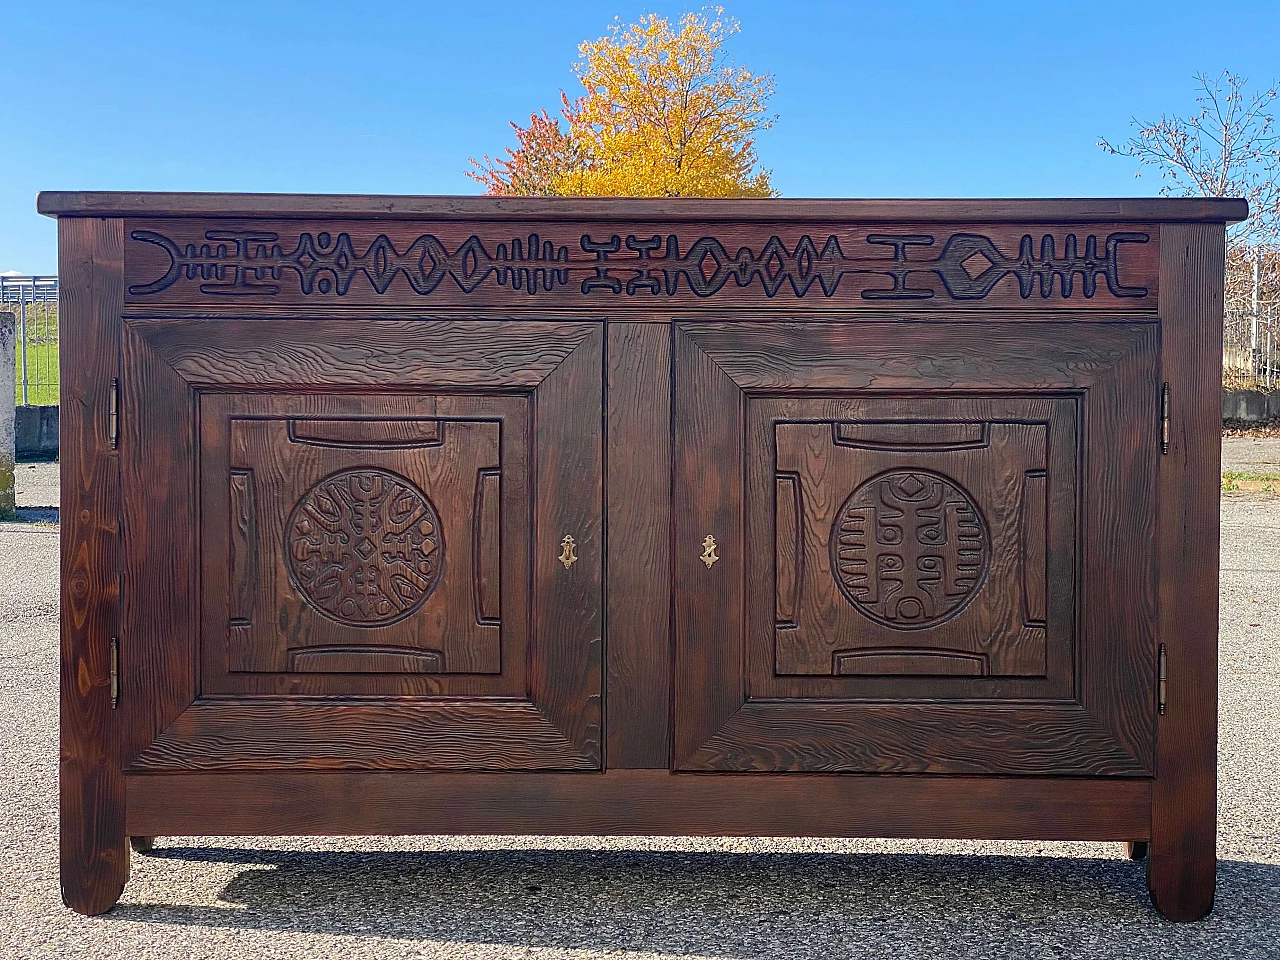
[42,192,1244,921]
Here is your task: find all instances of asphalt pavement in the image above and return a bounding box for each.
[1,451,1277,959]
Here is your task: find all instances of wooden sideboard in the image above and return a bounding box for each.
[40,192,1244,920]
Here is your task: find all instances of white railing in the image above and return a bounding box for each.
[1,275,59,406]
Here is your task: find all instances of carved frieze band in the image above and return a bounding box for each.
[124,222,1158,307]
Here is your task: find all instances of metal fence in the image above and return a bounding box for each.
[1224,308,1278,390]
[1224,244,1279,392]
[2,275,59,406]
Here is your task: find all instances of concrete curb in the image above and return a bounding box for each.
[1223,387,1280,422]
[15,404,58,461]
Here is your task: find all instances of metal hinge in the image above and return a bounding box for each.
[108,378,119,449]
[109,638,120,709]
[1160,383,1170,454]
[1157,643,1167,715]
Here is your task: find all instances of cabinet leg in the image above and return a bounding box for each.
[60,762,129,916]
[130,836,154,854]
[1146,801,1216,921]
[1124,841,1148,861]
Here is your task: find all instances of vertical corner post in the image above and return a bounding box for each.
[1149,221,1224,922]
[59,216,129,915]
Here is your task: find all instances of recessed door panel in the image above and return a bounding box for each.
[674,321,1158,775]
[762,396,1077,702]
[201,395,520,692]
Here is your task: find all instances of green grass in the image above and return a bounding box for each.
[13,339,58,405]
[1222,470,1280,493]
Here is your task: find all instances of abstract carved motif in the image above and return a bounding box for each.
[831,470,989,629]
[286,468,443,627]
[130,230,572,297]
[128,228,1150,301]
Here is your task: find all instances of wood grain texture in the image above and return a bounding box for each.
[289,418,442,446]
[120,322,198,768]
[757,398,1074,692]
[38,191,1248,223]
[475,468,502,625]
[771,411,1057,678]
[198,394,528,699]
[605,322,672,768]
[207,397,509,678]
[117,218,1160,314]
[775,473,801,630]
[126,700,594,771]
[120,320,603,770]
[675,323,1158,774]
[1022,471,1048,624]
[125,769,1151,840]
[59,216,129,915]
[1148,222,1224,921]
[673,329,745,768]
[680,320,1158,391]
[228,469,256,624]
[128,318,594,388]
[532,327,604,763]
[691,702,1150,775]
[1079,318,1161,775]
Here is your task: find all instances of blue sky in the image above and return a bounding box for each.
[2,0,1278,273]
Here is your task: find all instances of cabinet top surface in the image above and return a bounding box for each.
[37,191,1248,223]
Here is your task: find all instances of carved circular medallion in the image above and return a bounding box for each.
[830,469,989,630]
[286,468,443,627]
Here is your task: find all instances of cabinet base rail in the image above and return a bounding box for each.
[122,770,1151,839]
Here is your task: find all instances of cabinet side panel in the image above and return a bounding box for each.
[1150,222,1223,921]
[59,217,129,915]
[605,322,672,768]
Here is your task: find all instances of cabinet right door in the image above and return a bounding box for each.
[673,321,1159,775]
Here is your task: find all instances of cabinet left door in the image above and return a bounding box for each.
[118,318,602,771]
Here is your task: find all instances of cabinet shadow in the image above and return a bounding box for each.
[106,847,1280,957]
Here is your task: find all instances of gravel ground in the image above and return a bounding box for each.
[1,459,1277,959]
[1222,436,1280,474]
[11,459,58,524]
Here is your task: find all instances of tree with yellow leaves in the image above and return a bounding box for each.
[469,9,777,198]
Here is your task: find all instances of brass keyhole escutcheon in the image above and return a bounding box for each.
[701,535,719,569]
[559,535,578,569]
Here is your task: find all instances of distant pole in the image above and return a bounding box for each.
[1264,309,1274,396]
[1267,302,1274,391]
[18,283,27,407]
[1,311,15,518]
[1250,248,1260,377]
